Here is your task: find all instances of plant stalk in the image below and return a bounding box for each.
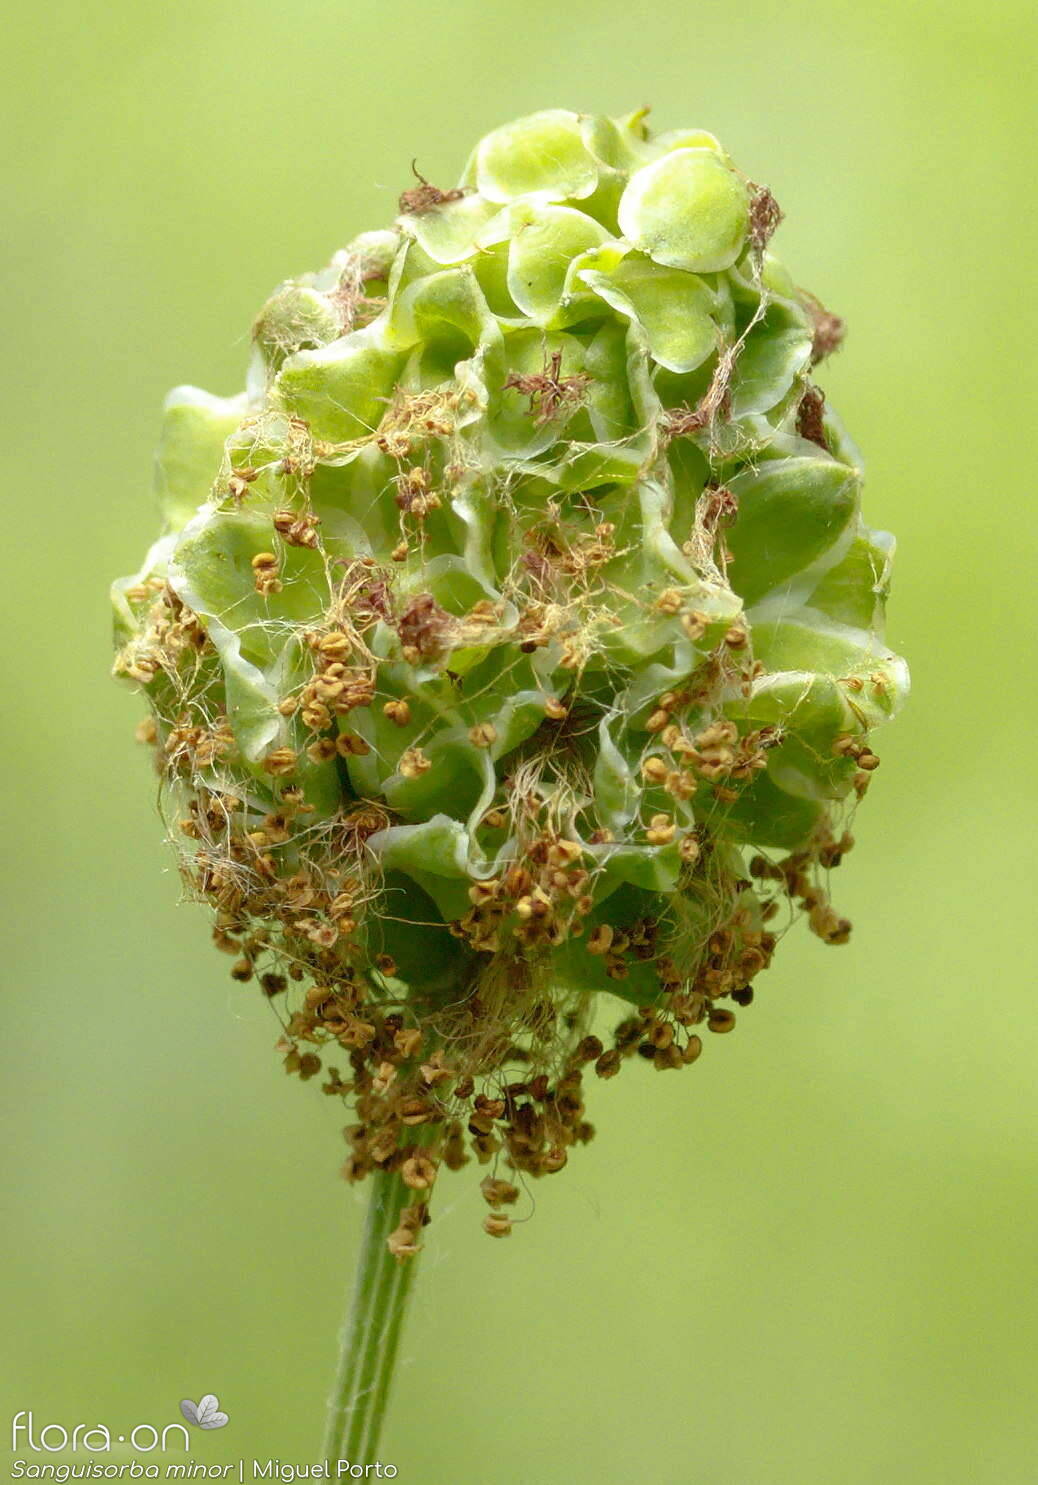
[322,1128,437,1467]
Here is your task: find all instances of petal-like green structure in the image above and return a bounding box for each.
[618,147,751,272]
[112,110,907,1226]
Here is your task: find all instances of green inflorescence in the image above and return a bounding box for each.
[112,109,907,1245]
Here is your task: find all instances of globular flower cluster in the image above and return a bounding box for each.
[113,109,907,1252]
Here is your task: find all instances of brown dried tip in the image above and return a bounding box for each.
[503,350,591,426]
[796,386,829,449]
[399,162,466,216]
[802,292,846,364]
[748,185,784,252]
[662,347,735,441]
[398,592,452,662]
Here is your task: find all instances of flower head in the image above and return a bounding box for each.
[113,109,907,1248]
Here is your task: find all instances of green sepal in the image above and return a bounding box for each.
[155,387,247,532]
[274,330,404,442]
[618,148,750,273]
[728,455,861,606]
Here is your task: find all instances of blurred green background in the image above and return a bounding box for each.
[3,1,1036,1481]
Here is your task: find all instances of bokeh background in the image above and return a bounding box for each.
[3,1,1036,1481]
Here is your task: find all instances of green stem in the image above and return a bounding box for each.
[322,1130,436,1467]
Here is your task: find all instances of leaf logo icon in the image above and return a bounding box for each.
[180,1395,229,1430]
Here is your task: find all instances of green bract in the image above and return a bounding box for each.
[113,109,907,1230]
